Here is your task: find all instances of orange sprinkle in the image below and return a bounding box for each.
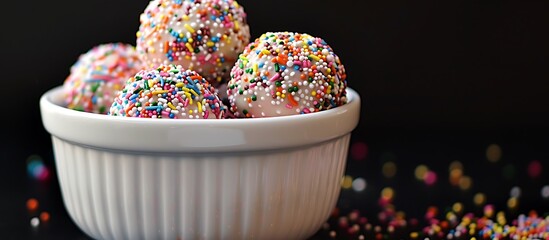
[125,103,135,115]
[40,212,50,222]
[190,75,203,80]
[277,54,288,65]
[300,74,306,80]
[164,41,169,53]
[26,198,38,211]
[287,94,298,107]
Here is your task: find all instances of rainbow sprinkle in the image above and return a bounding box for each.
[227,32,348,118]
[109,64,226,119]
[136,0,251,85]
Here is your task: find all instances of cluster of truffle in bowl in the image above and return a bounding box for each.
[41,0,359,239]
[63,0,348,120]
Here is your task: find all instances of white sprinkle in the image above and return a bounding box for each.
[31,218,39,227]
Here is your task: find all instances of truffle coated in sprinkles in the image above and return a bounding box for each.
[136,0,251,85]
[63,43,144,114]
[227,31,347,118]
[109,64,226,119]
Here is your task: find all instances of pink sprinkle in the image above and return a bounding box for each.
[176,94,184,103]
[203,110,209,119]
[269,73,280,82]
[285,104,292,109]
[424,171,437,185]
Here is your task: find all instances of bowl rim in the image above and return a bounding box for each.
[40,86,361,153]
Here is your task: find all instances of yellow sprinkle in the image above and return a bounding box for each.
[148,80,155,87]
[341,175,353,189]
[176,83,184,88]
[182,15,190,21]
[188,38,193,43]
[152,90,169,95]
[409,232,419,239]
[184,92,193,104]
[167,102,177,110]
[206,41,214,47]
[189,109,193,114]
[311,91,317,96]
[326,68,331,73]
[136,32,142,38]
[185,43,194,52]
[181,87,190,92]
[276,92,281,96]
[189,89,199,97]
[239,55,248,61]
[309,54,320,61]
[253,63,258,74]
[179,33,184,38]
[261,49,270,55]
[235,21,240,31]
[197,102,203,113]
[184,24,195,33]
[281,94,286,98]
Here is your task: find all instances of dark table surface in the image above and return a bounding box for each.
[3,126,548,240]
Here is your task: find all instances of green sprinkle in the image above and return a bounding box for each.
[133,87,143,94]
[91,83,100,93]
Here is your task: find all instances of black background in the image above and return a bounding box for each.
[1,0,548,239]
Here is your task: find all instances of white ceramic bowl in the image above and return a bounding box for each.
[40,86,361,240]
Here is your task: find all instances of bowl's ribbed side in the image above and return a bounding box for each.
[53,134,350,240]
